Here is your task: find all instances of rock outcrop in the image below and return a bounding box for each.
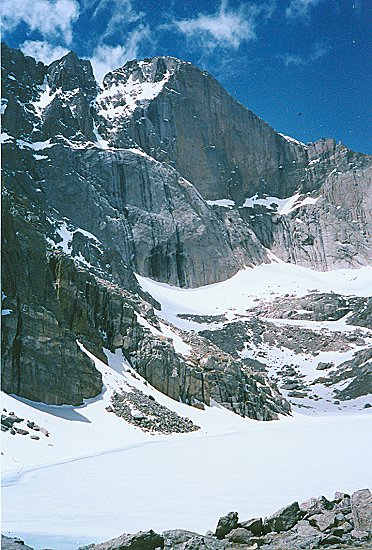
[80,530,165,550]
[1,535,34,550]
[316,347,372,401]
[1,194,103,405]
[352,489,372,531]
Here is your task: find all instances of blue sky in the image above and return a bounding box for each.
[2,0,371,153]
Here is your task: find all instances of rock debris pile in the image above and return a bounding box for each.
[3,488,371,549]
[1,410,50,440]
[208,489,372,549]
[109,388,200,434]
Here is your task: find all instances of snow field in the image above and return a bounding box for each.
[2,409,371,549]
[135,263,372,329]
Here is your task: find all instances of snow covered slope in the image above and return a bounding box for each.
[136,262,372,325]
[136,262,372,415]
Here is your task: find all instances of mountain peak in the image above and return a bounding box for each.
[97,56,182,122]
[47,51,97,96]
[102,55,184,88]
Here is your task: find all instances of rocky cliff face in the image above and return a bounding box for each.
[95,56,371,273]
[1,193,103,405]
[96,57,308,202]
[1,43,370,412]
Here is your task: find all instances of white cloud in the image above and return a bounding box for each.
[172,0,274,51]
[90,25,151,83]
[123,24,152,60]
[279,42,330,65]
[286,0,323,20]
[2,0,79,44]
[20,40,69,65]
[92,0,144,41]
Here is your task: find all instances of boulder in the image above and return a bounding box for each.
[226,527,253,544]
[300,495,333,516]
[1,414,23,429]
[334,491,349,501]
[215,511,239,539]
[334,495,351,514]
[239,517,263,536]
[264,501,301,533]
[309,511,337,532]
[316,362,334,371]
[256,521,322,549]
[329,526,346,538]
[318,534,343,546]
[333,521,353,535]
[165,535,230,549]
[351,489,372,531]
[80,529,164,549]
[350,529,370,541]
[15,428,29,436]
[162,529,200,546]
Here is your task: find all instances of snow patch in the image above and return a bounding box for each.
[97,70,171,121]
[17,139,54,151]
[92,122,110,149]
[278,133,305,146]
[206,199,235,208]
[33,154,48,160]
[32,82,56,115]
[1,98,8,114]
[55,223,74,253]
[0,132,13,144]
[159,322,192,356]
[296,196,319,208]
[47,219,102,254]
[242,193,318,214]
[127,147,152,159]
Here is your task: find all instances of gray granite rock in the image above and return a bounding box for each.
[1,535,34,550]
[226,527,253,543]
[351,489,372,531]
[239,517,263,536]
[259,520,322,549]
[350,529,370,541]
[79,529,164,549]
[264,502,302,533]
[300,496,334,516]
[163,529,200,547]
[309,511,338,532]
[215,511,239,539]
[163,530,232,549]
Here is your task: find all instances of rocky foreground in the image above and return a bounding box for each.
[2,489,371,549]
